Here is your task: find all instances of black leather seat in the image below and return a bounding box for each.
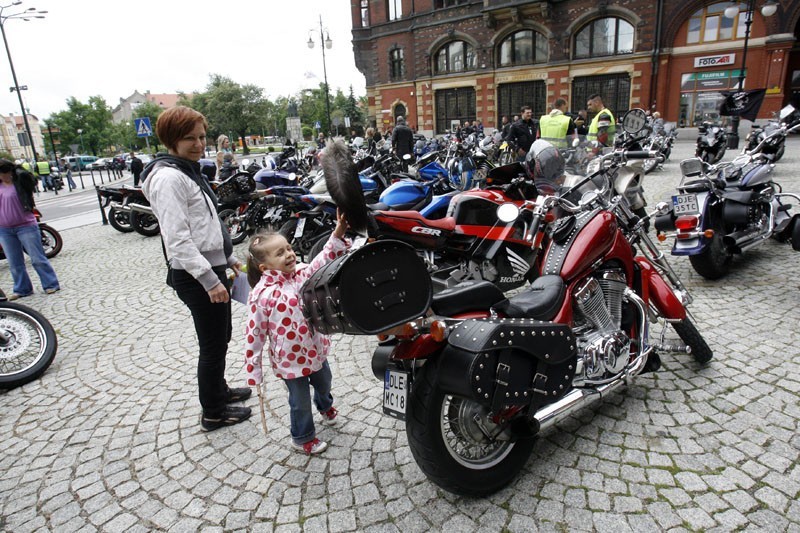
[431,281,506,317]
[494,275,566,321]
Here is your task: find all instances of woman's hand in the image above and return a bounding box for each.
[231,261,242,276]
[207,283,230,304]
[333,208,348,240]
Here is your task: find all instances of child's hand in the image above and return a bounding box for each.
[333,208,348,239]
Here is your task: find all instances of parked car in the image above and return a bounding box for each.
[63,155,98,171]
[87,157,112,171]
[125,153,152,170]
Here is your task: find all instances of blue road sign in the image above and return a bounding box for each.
[315,121,321,130]
[134,117,152,138]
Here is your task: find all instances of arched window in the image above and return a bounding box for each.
[574,17,634,59]
[434,41,476,74]
[687,2,748,44]
[499,30,548,67]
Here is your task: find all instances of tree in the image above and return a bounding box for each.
[48,96,113,156]
[128,101,165,153]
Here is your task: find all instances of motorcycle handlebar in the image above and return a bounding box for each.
[623,151,658,160]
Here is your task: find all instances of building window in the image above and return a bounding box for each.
[572,74,631,119]
[687,2,748,44]
[435,87,476,134]
[387,0,402,21]
[390,48,404,81]
[499,30,548,67]
[361,0,369,27]
[434,41,476,74]
[434,0,468,8]
[497,81,547,124]
[574,17,634,59]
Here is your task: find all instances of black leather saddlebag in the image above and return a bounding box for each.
[300,240,432,335]
[722,190,755,225]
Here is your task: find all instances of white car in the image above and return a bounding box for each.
[125,154,152,170]
[88,158,112,170]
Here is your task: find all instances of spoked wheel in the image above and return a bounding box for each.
[672,317,713,364]
[0,302,58,389]
[405,359,535,496]
[39,224,63,259]
[108,207,134,233]
[219,208,248,245]
[129,206,160,237]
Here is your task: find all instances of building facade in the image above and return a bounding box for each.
[111,90,188,123]
[0,113,45,161]
[351,0,800,136]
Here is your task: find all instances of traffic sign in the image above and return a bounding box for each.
[315,121,321,130]
[134,117,152,138]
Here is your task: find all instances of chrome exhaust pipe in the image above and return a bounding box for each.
[109,201,131,213]
[128,203,154,215]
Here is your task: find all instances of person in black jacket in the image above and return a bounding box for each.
[0,159,60,300]
[391,116,414,169]
[130,152,144,187]
[506,106,538,161]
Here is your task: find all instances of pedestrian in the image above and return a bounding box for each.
[215,134,232,177]
[141,106,252,432]
[0,159,60,300]
[586,94,616,147]
[500,115,512,140]
[506,106,539,161]
[60,159,77,190]
[538,98,577,149]
[574,110,589,138]
[35,158,53,192]
[651,111,665,135]
[243,210,350,454]
[129,152,144,187]
[316,132,326,150]
[391,116,414,159]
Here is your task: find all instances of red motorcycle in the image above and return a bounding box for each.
[302,139,712,495]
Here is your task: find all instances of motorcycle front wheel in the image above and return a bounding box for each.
[219,208,248,245]
[39,224,63,259]
[672,318,713,364]
[406,358,535,496]
[108,207,134,233]
[0,302,58,389]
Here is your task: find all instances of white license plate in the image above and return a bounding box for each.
[293,217,306,238]
[672,194,699,215]
[383,369,410,420]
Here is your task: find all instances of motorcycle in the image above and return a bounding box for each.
[0,208,62,260]
[642,122,678,174]
[743,104,800,162]
[0,287,58,389]
[695,121,728,164]
[302,142,712,496]
[655,137,800,279]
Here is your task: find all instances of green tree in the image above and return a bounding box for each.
[128,101,165,153]
[48,96,113,156]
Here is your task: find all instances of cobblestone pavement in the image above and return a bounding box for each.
[1,138,799,532]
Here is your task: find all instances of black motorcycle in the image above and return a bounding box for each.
[744,104,800,162]
[696,122,728,164]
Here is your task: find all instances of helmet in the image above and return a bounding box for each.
[524,140,565,195]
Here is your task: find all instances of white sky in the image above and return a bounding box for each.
[0,0,366,120]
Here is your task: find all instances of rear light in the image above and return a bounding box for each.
[675,215,699,231]
[430,320,448,342]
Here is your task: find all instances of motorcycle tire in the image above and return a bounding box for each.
[688,217,731,280]
[129,207,160,237]
[773,145,785,163]
[712,145,727,164]
[108,206,134,233]
[307,231,332,260]
[39,224,63,259]
[405,358,536,496]
[0,302,58,389]
[219,208,248,245]
[672,318,713,364]
[792,215,800,252]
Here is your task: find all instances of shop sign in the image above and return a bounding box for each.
[694,53,736,68]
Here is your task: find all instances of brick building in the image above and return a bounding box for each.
[351,0,800,136]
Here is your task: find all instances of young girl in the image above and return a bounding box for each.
[243,212,349,454]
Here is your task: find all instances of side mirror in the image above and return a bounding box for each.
[496,203,520,223]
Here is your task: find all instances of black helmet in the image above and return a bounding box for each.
[524,140,564,194]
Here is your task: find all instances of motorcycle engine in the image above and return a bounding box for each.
[572,270,631,384]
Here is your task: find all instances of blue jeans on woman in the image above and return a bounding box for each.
[0,224,60,296]
[283,361,333,445]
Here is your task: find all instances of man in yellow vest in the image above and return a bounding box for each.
[538,98,576,149]
[35,158,53,192]
[586,94,616,147]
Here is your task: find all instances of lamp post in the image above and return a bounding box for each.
[307,15,333,137]
[0,1,47,163]
[77,128,84,153]
[723,0,778,149]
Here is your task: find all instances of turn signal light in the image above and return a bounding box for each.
[675,215,699,231]
[430,320,448,342]
[703,229,715,238]
[399,321,419,338]
[657,233,667,242]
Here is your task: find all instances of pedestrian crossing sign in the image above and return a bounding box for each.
[134,117,152,138]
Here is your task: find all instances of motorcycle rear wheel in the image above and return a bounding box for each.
[108,207,134,233]
[40,224,63,259]
[219,208,248,245]
[688,218,731,280]
[773,145,785,163]
[405,358,536,496]
[0,302,58,389]
[672,318,713,364]
[130,208,160,237]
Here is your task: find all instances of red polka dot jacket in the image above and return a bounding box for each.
[243,235,350,384]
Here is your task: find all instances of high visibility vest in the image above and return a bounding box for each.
[588,109,616,146]
[538,113,572,148]
[21,162,32,172]
[36,161,50,175]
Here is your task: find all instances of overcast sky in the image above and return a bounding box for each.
[0,0,366,121]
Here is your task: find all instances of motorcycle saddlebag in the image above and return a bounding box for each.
[722,190,755,225]
[215,173,256,203]
[300,240,432,335]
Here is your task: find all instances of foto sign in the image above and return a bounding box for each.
[694,53,735,68]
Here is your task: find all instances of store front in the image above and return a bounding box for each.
[678,68,745,126]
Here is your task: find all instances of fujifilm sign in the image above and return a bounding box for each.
[694,53,736,68]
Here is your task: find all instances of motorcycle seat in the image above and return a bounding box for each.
[431,281,505,317]
[376,210,456,232]
[493,275,565,321]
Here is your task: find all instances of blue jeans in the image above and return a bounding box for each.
[0,224,60,296]
[283,361,333,445]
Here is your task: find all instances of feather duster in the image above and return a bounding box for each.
[322,139,369,233]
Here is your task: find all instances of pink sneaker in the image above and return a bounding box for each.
[321,406,338,424]
[292,438,327,455]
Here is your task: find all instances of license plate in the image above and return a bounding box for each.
[672,194,699,215]
[383,369,410,420]
[294,217,306,238]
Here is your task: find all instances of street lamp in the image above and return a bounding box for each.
[77,128,84,154]
[307,15,333,137]
[0,1,47,163]
[723,0,778,149]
